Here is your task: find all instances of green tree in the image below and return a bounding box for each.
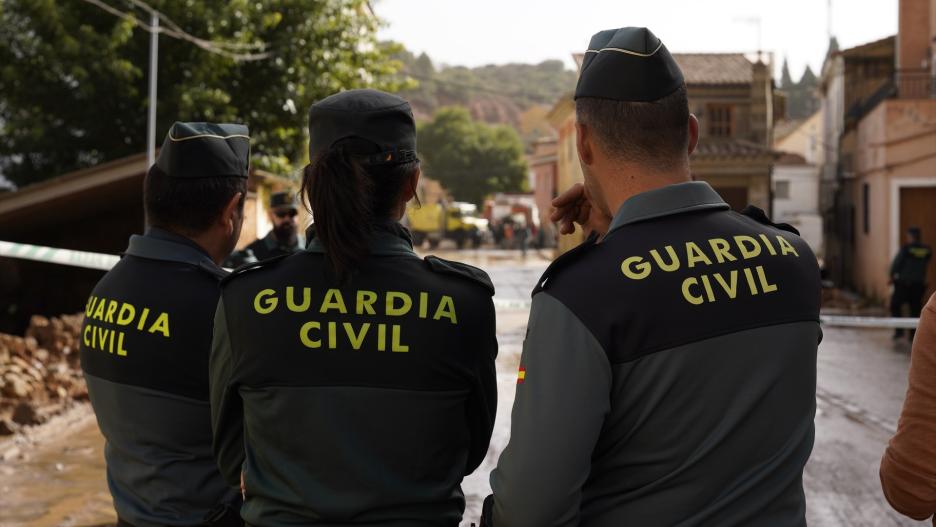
[417,107,527,206]
[0,0,407,187]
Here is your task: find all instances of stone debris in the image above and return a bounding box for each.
[0,314,86,435]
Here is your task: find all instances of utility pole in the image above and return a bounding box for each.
[733,17,763,59]
[147,10,159,170]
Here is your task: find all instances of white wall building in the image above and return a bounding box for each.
[772,153,824,257]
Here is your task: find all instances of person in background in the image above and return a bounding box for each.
[80,122,248,527]
[224,191,305,267]
[890,226,932,341]
[880,292,936,523]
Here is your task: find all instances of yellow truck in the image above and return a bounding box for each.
[406,201,487,249]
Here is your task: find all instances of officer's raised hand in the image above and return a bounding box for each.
[550,182,611,237]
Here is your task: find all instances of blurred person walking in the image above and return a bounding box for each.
[890,226,932,341]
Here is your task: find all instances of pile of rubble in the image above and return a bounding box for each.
[0,314,87,435]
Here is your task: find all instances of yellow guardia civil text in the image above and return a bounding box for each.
[252,288,458,353]
[619,234,800,305]
[82,296,171,357]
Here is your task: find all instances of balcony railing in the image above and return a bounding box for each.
[897,69,934,99]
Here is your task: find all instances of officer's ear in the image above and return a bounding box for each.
[575,121,594,166]
[222,192,244,234]
[688,114,700,156]
[402,166,420,203]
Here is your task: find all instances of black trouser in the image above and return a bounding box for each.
[891,282,927,338]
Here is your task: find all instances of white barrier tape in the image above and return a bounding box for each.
[0,240,925,330]
[819,315,919,329]
[493,298,533,310]
[0,241,119,271]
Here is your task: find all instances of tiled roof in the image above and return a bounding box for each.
[573,51,754,85]
[673,54,753,85]
[773,119,805,142]
[775,152,809,165]
[694,139,777,159]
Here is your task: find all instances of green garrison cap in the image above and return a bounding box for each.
[575,27,685,102]
[155,122,250,179]
[269,190,298,211]
[308,89,417,165]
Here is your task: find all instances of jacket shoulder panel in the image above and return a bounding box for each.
[533,233,599,296]
[424,256,494,296]
[739,205,800,235]
[220,252,292,287]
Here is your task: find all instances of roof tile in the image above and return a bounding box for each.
[673,54,754,85]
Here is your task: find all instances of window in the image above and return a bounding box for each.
[706,104,734,137]
[863,183,870,234]
[774,181,791,200]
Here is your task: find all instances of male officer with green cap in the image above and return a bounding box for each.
[483,27,820,526]
[224,191,305,268]
[80,122,248,527]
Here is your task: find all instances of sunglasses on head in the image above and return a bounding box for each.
[275,209,298,219]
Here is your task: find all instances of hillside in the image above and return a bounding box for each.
[394,50,577,132]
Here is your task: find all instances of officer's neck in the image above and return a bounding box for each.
[597,161,692,219]
[161,227,228,266]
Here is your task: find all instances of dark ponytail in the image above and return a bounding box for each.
[301,141,419,282]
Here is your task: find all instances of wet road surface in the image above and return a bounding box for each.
[0,250,929,526]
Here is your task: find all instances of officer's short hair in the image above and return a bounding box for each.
[144,165,247,233]
[575,84,690,170]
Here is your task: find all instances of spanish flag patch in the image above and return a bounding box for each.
[517,366,526,384]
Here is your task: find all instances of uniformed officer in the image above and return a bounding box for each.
[483,27,821,526]
[210,89,498,526]
[890,226,932,340]
[79,122,249,527]
[224,191,305,267]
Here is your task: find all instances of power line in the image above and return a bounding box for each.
[125,0,266,52]
[76,0,271,61]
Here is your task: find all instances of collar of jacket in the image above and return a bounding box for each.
[605,181,729,239]
[124,227,224,273]
[262,230,306,251]
[305,221,416,257]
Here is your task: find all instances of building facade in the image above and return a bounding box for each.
[827,0,936,302]
[772,154,824,257]
[772,112,825,257]
[527,137,559,245]
[819,35,897,289]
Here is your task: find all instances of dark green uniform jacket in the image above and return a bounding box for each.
[79,228,237,527]
[891,242,933,285]
[210,223,497,526]
[491,182,821,526]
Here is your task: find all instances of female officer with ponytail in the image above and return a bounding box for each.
[209,89,498,526]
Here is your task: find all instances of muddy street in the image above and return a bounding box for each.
[0,252,928,526]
